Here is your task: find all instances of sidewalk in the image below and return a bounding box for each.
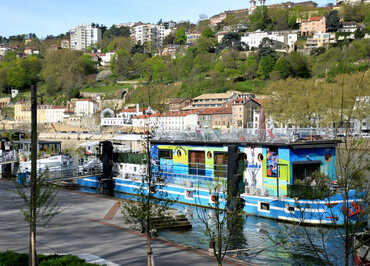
[0,180,245,266]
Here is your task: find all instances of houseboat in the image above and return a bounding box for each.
[78,128,367,225]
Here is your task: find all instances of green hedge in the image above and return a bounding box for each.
[287,184,331,200]
[114,152,146,164]
[0,251,99,266]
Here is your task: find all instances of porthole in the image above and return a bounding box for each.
[325,154,331,162]
[258,153,264,162]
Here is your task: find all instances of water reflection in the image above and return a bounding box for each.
[79,188,347,265]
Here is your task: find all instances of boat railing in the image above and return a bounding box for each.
[152,128,337,143]
[0,150,17,163]
[122,161,228,190]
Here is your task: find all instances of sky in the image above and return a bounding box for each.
[0,0,334,38]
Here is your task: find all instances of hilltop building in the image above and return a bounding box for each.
[131,23,171,48]
[300,16,326,36]
[70,24,102,50]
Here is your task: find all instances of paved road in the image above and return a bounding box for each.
[0,180,243,266]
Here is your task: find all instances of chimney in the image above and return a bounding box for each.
[136,104,139,113]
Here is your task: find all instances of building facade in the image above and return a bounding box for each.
[300,16,326,36]
[70,24,102,50]
[74,99,98,116]
[131,23,170,48]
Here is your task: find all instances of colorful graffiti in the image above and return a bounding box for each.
[151,143,337,197]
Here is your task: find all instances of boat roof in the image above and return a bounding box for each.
[151,129,340,148]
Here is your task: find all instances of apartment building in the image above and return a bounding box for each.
[232,97,261,128]
[191,91,252,109]
[305,32,336,49]
[300,16,326,36]
[14,102,65,123]
[131,23,170,48]
[186,32,201,45]
[70,24,102,50]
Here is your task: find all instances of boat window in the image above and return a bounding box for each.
[293,162,321,182]
[158,149,173,160]
[189,151,205,176]
[286,205,295,213]
[260,202,270,211]
[214,152,228,178]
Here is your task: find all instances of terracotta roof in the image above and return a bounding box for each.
[118,107,145,113]
[132,110,199,119]
[199,107,232,115]
[303,16,324,23]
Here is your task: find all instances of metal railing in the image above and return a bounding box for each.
[19,164,103,182]
[0,150,17,163]
[152,128,337,143]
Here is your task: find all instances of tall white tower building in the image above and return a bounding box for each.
[70,24,102,51]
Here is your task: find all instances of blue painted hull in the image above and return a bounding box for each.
[77,176,367,226]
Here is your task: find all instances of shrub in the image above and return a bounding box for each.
[0,251,99,266]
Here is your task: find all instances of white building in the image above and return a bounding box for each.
[100,52,115,66]
[0,47,9,57]
[74,99,98,116]
[131,23,171,48]
[241,30,285,49]
[132,110,199,131]
[100,105,153,126]
[70,24,102,50]
[44,106,66,123]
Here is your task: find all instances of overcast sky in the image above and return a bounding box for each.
[1,0,334,38]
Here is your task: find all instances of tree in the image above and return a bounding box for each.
[121,98,173,266]
[216,32,245,52]
[272,57,292,79]
[354,28,365,40]
[201,27,215,39]
[195,178,247,266]
[326,10,341,32]
[103,25,131,41]
[175,28,186,45]
[257,37,276,58]
[41,49,87,98]
[286,52,311,78]
[111,49,132,79]
[105,37,132,52]
[249,6,270,31]
[268,7,289,31]
[241,56,258,79]
[15,85,61,266]
[257,55,275,79]
[163,33,175,45]
[6,62,27,90]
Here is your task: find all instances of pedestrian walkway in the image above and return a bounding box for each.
[0,180,245,266]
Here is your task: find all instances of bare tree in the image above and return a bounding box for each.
[195,178,246,266]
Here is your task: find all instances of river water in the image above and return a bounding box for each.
[80,188,350,265]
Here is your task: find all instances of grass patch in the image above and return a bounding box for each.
[0,251,100,266]
[232,80,267,93]
[81,82,137,99]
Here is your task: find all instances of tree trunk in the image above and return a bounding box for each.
[29,85,38,266]
[146,134,152,266]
